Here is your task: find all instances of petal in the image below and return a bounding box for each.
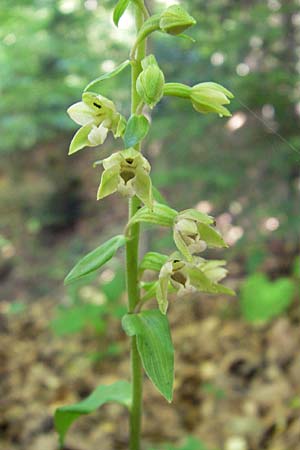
[67,102,96,126]
[173,229,193,262]
[97,167,120,200]
[134,167,153,209]
[68,123,93,155]
[82,92,116,113]
[156,272,169,314]
[88,124,108,146]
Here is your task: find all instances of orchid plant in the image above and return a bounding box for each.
[54,2,234,449]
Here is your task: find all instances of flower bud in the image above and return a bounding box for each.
[159,5,196,36]
[136,55,165,109]
[190,82,234,117]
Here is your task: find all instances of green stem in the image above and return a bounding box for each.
[163,82,192,98]
[126,3,146,450]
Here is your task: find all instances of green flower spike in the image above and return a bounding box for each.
[136,55,165,109]
[97,148,153,209]
[190,82,234,117]
[157,255,234,314]
[159,5,196,35]
[173,209,228,262]
[67,92,126,154]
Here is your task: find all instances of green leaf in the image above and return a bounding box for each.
[198,223,227,248]
[113,0,131,26]
[54,381,131,447]
[84,60,130,93]
[69,123,93,155]
[152,186,168,204]
[124,114,150,148]
[140,280,159,301]
[139,252,168,273]
[127,202,177,230]
[179,209,214,225]
[64,235,126,285]
[240,273,295,323]
[122,310,174,402]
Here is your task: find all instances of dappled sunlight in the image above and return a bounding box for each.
[226,112,247,132]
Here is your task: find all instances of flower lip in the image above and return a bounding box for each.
[171,271,187,286]
[120,169,136,184]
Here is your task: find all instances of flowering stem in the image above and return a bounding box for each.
[126,3,146,449]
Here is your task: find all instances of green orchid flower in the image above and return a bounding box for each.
[67,92,126,155]
[156,254,234,314]
[173,209,228,262]
[97,148,153,209]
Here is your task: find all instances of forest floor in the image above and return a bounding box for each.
[1,281,300,450]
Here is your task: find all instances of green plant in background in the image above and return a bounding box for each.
[149,436,214,450]
[54,1,234,449]
[240,273,295,323]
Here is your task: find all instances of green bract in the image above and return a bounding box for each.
[67,92,125,154]
[136,55,165,108]
[159,4,196,35]
[97,148,153,209]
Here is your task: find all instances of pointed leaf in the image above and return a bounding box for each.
[152,186,168,205]
[54,381,131,448]
[127,202,177,230]
[113,0,131,26]
[69,123,93,155]
[122,310,174,402]
[124,114,150,148]
[139,252,168,273]
[198,223,228,248]
[64,235,126,285]
[179,208,214,225]
[140,281,159,301]
[84,60,130,93]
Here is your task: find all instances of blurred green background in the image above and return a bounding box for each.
[1,1,300,450]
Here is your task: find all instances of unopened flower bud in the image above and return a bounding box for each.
[159,5,196,36]
[190,82,234,117]
[136,55,165,109]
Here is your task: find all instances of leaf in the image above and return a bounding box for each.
[152,185,168,204]
[54,381,131,447]
[113,0,131,26]
[240,273,295,323]
[64,235,126,285]
[84,60,130,93]
[179,208,214,225]
[139,252,168,273]
[127,202,177,230]
[198,223,227,248]
[124,114,150,148]
[140,281,158,301]
[69,123,93,155]
[122,310,174,402]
